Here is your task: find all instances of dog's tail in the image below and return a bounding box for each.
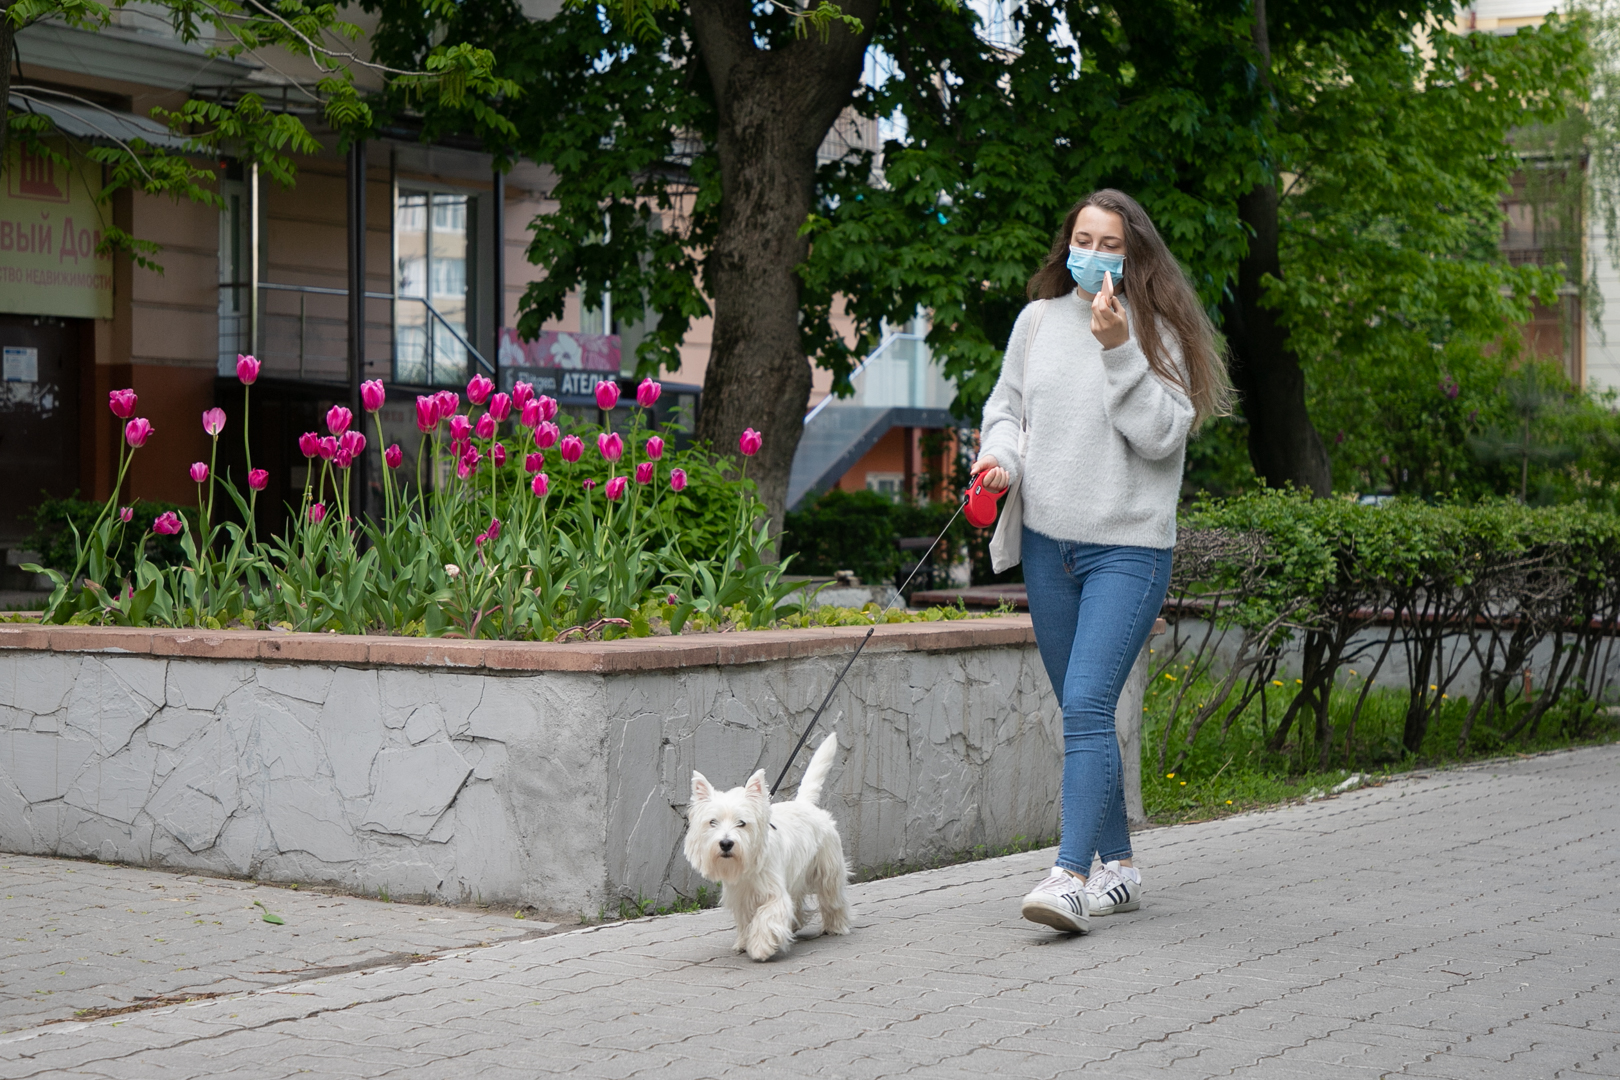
[793,733,839,806]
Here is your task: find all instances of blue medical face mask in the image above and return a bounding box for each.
[1067,245,1125,294]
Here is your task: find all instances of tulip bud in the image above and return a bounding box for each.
[339,430,366,458]
[582,478,597,491]
[415,396,438,433]
[645,435,665,460]
[445,563,462,579]
[457,456,474,480]
[108,388,138,418]
[435,391,460,421]
[605,476,627,501]
[152,511,183,535]
[535,421,560,450]
[488,392,512,421]
[248,468,270,490]
[326,405,352,437]
[636,377,662,409]
[450,415,473,442]
[520,400,541,428]
[738,427,762,457]
[467,373,494,405]
[118,507,134,523]
[318,436,339,460]
[525,452,545,474]
[476,518,502,545]
[512,381,534,409]
[124,418,154,449]
[669,468,688,492]
[560,435,584,463]
[299,431,321,458]
[307,503,327,524]
[597,431,624,462]
[537,395,559,422]
[530,472,549,497]
[236,354,260,385]
[475,413,497,440]
[492,444,508,467]
[189,462,209,483]
[635,462,654,485]
[595,380,620,411]
[361,379,386,412]
[384,445,403,470]
[334,448,355,469]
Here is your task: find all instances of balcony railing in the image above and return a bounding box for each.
[219,282,495,386]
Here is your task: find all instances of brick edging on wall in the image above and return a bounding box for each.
[0,616,1037,674]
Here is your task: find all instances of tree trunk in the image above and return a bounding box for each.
[687,0,877,528]
[1220,0,1333,496]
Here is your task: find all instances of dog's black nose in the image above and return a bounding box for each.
[718,839,734,853]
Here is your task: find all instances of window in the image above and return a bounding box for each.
[395,190,474,385]
[865,472,905,500]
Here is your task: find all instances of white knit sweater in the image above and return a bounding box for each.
[978,291,1195,551]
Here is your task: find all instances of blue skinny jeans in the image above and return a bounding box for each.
[1022,527,1172,877]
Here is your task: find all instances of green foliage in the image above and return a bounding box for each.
[22,495,194,576]
[780,488,961,587]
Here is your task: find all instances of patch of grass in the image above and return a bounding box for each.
[609,885,719,922]
[1141,665,1620,825]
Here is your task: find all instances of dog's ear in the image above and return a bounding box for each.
[691,772,713,803]
[744,769,768,801]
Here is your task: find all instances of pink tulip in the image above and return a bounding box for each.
[598,431,624,462]
[645,435,665,460]
[339,430,366,458]
[118,507,134,523]
[307,503,327,524]
[595,380,621,411]
[636,378,662,409]
[530,472,549,497]
[434,390,459,421]
[520,400,541,428]
[124,418,154,448]
[512,381,534,410]
[299,431,321,458]
[475,518,502,545]
[534,421,560,450]
[582,478,597,491]
[152,511,182,535]
[450,437,468,460]
[488,392,512,421]
[236,354,260,385]
[249,468,269,491]
[666,593,677,605]
[450,415,473,442]
[318,436,339,460]
[415,396,438,432]
[635,462,655,485]
[738,427,762,457]
[560,435,584,463]
[361,379,386,413]
[200,408,227,437]
[457,456,474,480]
[492,444,508,467]
[525,452,545,473]
[384,445,402,470]
[605,476,627,501]
[335,448,355,469]
[467,373,494,405]
[326,405,352,436]
[475,412,497,440]
[108,388,137,418]
[537,395,559,422]
[189,462,208,483]
[669,468,688,492]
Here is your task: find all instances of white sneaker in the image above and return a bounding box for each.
[1020,868,1091,933]
[1084,861,1142,915]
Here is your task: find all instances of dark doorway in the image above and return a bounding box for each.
[0,315,84,548]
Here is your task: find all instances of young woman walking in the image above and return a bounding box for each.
[972,189,1230,934]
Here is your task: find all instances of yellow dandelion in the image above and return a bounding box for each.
[1180,781,1187,786]
[1294,678,1303,685]
[1430,684,1437,691]
[1271,680,1284,687]
[1442,694,1449,700]
[1226,800,1233,805]
[1164,673,1177,682]
[1349,670,1358,676]
[1166,773,1176,779]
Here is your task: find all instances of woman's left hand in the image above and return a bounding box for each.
[1090,271,1128,349]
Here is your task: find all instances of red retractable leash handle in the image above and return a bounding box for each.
[964,473,1007,528]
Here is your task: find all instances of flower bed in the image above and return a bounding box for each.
[0,618,1071,914]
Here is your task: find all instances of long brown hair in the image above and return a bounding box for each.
[1026,189,1231,427]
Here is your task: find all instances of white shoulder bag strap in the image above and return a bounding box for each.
[987,299,1047,573]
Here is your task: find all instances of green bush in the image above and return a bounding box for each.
[24,494,196,575]
[781,488,962,586]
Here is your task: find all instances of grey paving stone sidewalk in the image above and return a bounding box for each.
[2,744,1617,1079]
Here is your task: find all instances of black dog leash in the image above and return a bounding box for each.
[769,496,969,796]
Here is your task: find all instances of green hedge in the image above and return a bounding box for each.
[780,489,963,586]
[1163,492,1620,772]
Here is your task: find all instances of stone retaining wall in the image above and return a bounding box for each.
[0,619,1069,917]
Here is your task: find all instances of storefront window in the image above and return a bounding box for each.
[395,190,473,385]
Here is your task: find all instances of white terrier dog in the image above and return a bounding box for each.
[684,734,852,961]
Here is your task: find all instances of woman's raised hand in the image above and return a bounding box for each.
[1090,270,1128,349]
[971,455,1010,492]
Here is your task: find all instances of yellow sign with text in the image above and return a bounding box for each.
[0,146,114,319]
